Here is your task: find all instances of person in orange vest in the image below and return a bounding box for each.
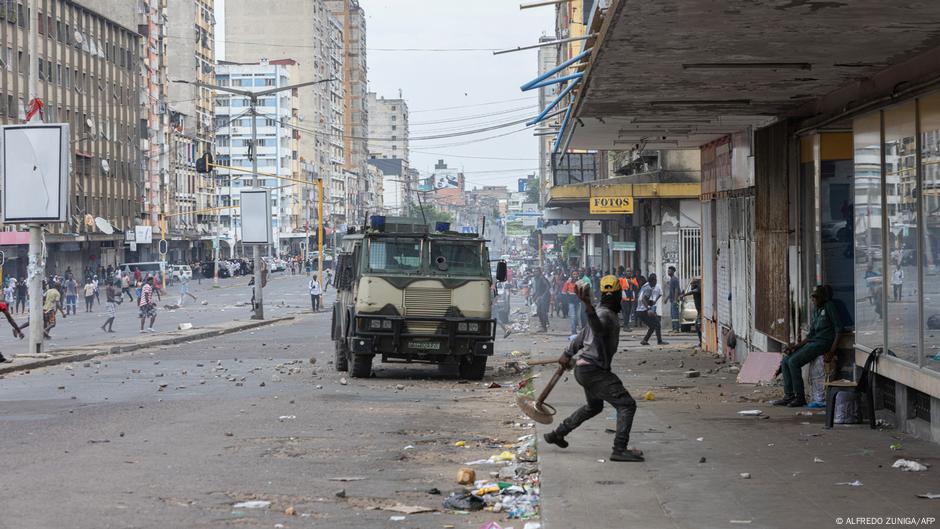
[619,268,638,330]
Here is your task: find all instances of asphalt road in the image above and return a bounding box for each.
[0,272,327,356]
[0,297,540,529]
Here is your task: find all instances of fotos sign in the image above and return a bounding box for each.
[589,195,633,214]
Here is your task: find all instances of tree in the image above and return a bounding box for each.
[561,234,577,261]
[525,175,540,204]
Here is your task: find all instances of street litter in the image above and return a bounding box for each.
[643,390,656,401]
[328,476,365,482]
[389,515,406,521]
[892,459,929,472]
[478,523,503,529]
[455,440,467,447]
[696,437,704,442]
[277,415,296,421]
[232,500,270,509]
[813,457,825,463]
[836,480,863,486]
[795,411,814,417]
[458,467,476,485]
[385,504,435,514]
[403,445,414,450]
[178,323,193,330]
[737,410,763,416]
[890,443,903,451]
[917,493,940,499]
[729,521,752,525]
[739,473,751,479]
[442,491,485,511]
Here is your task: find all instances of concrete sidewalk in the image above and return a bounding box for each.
[525,324,940,529]
[0,316,295,376]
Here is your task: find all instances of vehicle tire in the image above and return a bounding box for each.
[458,355,487,381]
[334,340,349,372]
[350,353,373,378]
[680,324,691,333]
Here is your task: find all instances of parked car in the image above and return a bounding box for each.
[201,262,231,279]
[679,277,701,333]
[169,264,192,282]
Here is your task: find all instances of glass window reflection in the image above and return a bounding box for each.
[921,94,940,370]
[854,112,884,350]
[884,102,918,363]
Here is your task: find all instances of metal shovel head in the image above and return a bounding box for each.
[516,394,557,424]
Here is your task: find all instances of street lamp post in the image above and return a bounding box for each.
[174,76,335,320]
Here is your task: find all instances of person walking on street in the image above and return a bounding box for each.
[15,276,27,314]
[4,279,15,307]
[42,282,66,337]
[178,276,197,306]
[309,275,322,312]
[0,297,25,362]
[543,275,644,462]
[101,280,121,333]
[636,273,667,346]
[666,266,681,332]
[64,276,78,315]
[92,275,101,306]
[891,263,904,302]
[532,268,551,332]
[563,271,580,335]
[620,269,638,330]
[121,274,134,302]
[139,277,157,333]
[83,279,96,312]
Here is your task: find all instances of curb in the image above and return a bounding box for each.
[0,316,295,376]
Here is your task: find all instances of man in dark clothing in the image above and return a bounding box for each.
[543,275,643,462]
[532,268,551,332]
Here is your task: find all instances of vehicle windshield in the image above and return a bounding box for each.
[368,238,422,273]
[429,241,486,276]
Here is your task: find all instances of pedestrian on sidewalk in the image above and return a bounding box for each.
[772,285,843,408]
[139,277,157,333]
[83,279,95,312]
[666,266,681,332]
[543,275,644,462]
[309,275,322,312]
[15,276,27,314]
[0,298,25,363]
[891,262,904,302]
[636,273,667,346]
[178,276,197,306]
[101,280,121,333]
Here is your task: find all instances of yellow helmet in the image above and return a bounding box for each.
[599,274,621,293]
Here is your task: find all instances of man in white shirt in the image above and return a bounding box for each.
[309,275,322,312]
[635,273,667,346]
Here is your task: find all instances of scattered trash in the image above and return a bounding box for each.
[684,369,701,378]
[597,459,605,463]
[339,377,348,385]
[890,443,903,451]
[232,500,270,509]
[523,523,541,529]
[737,410,763,416]
[455,441,467,447]
[178,322,193,331]
[335,489,346,498]
[696,437,704,442]
[836,480,863,487]
[917,493,940,499]
[699,457,707,463]
[396,384,405,390]
[385,504,435,514]
[729,521,752,525]
[278,415,296,421]
[892,459,929,472]
[643,390,656,401]
[795,411,814,417]
[284,506,296,516]
[328,476,365,482]
[389,515,407,521]
[478,523,503,529]
[458,467,476,485]
[813,457,825,463]
[739,473,751,479]
[486,382,502,389]
[403,445,414,450]
[442,491,485,511]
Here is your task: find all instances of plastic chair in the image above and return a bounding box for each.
[824,347,881,429]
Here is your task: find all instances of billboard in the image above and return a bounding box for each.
[1,123,71,223]
[433,172,460,189]
[240,190,273,245]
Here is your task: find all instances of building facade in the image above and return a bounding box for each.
[214,59,302,256]
[367,92,410,214]
[0,0,141,278]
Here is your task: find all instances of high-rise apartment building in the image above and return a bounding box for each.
[224,0,348,228]
[367,92,410,215]
[0,0,142,275]
[214,59,303,255]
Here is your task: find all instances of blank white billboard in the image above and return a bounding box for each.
[240,189,272,245]
[1,124,70,223]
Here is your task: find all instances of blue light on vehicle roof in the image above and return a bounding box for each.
[435,222,450,232]
[371,215,386,231]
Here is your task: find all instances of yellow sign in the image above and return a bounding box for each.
[589,196,634,214]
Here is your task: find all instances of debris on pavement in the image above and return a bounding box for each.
[892,459,929,472]
[442,490,485,511]
[458,467,476,485]
[814,457,825,463]
[890,443,903,451]
[917,493,940,499]
[232,500,271,509]
[329,476,365,482]
[643,390,656,401]
[739,473,751,479]
[737,410,763,416]
[684,369,701,378]
[385,504,435,514]
[284,506,296,516]
[836,480,863,487]
[389,515,407,521]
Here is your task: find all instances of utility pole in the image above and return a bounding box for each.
[26,0,44,355]
[176,76,335,320]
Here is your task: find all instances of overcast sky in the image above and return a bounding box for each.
[360,1,553,189]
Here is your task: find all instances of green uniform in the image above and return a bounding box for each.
[781,300,843,398]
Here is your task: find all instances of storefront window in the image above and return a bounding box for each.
[920,94,940,371]
[884,102,918,363]
[854,112,884,350]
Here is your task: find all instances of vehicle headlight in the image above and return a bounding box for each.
[369,319,382,329]
[382,320,393,329]
[467,322,480,333]
[457,322,468,332]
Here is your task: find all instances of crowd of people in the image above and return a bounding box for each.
[494,260,702,347]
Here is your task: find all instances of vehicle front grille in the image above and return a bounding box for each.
[403,287,452,334]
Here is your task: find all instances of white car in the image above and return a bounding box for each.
[169,265,192,282]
